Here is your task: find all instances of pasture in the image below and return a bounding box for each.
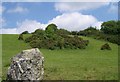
[1,34,118,80]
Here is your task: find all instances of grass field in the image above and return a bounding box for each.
[0,34,2,81]
[1,34,118,80]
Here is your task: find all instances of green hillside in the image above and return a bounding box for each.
[1,34,118,80]
[0,35,2,81]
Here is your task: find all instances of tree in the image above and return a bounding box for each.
[33,29,45,35]
[101,20,118,35]
[45,23,58,34]
[78,26,99,36]
[21,31,29,34]
[56,29,70,36]
[71,31,78,35]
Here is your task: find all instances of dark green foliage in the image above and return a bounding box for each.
[71,31,78,35]
[57,37,64,49]
[84,40,89,46]
[78,30,87,36]
[45,23,58,34]
[77,20,120,45]
[24,24,89,50]
[29,40,42,48]
[18,34,24,40]
[101,20,119,35]
[101,43,111,50]
[99,20,120,45]
[25,34,45,43]
[64,35,87,49]
[78,26,100,37]
[104,35,119,45]
[33,29,45,35]
[21,31,29,34]
[56,29,70,36]
[44,39,57,50]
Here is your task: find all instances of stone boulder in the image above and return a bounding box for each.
[7,48,44,81]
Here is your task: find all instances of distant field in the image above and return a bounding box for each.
[2,34,118,80]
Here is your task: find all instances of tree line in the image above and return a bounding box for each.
[18,20,120,50]
[71,20,120,45]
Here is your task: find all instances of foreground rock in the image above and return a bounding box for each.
[7,48,44,81]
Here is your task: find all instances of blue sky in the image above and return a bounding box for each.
[3,2,61,28]
[1,1,118,34]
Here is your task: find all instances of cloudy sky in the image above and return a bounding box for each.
[0,0,118,34]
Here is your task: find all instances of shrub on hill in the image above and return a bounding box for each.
[29,40,42,48]
[21,31,29,34]
[84,40,89,46]
[45,23,58,35]
[101,43,111,50]
[25,34,44,43]
[101,20,119,35]
[56,29,70,37]
[77,26,100,37]
[33,29,45,35]
[77,20,120,45]
[18,34,24,40]
[23,24,89,50]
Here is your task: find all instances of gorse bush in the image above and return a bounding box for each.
[21,31,29,34]
[23,24,89,50]
[21,20,119,50]
[101,43,111,50]
[18,34,24,40]
[29,40,42,48]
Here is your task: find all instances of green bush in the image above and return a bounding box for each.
[64,36,87,49]
[77,41,86,49]
[101,43,111,50]
[21,31,29,34]
[56,29,70,36]
[33,29,45,35]
[42,39,57,50]
[29,40,42,48]
[18,34,24,40]
[23,23,89,50]
[25,34,44,43]
[84,40,89,46]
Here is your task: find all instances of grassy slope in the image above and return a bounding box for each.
[2,34,31,79]
[0,34,2,81]
[2,34,118,80]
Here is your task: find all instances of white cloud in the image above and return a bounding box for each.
[1,12,103,34]
[49,12,102,31]
[0,19,47,34]
[7,6,28,13]
[55,2,110,12]
[92,21,103,29]
[17,19,47,34]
